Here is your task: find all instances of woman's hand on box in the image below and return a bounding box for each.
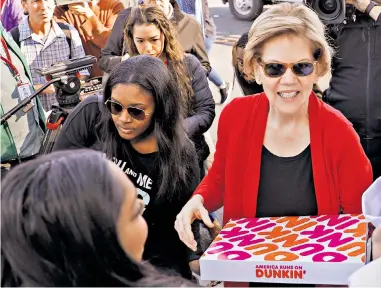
[175,194,214,251]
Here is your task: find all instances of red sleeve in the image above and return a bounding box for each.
[338,124,373,213]
[193,102,232,212]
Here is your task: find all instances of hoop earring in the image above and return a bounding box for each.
[24,10,29,15]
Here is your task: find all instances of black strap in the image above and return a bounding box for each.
[9,23,72,58]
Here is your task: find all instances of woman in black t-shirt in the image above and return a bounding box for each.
[53,55,201,280]
[124,5,215,177]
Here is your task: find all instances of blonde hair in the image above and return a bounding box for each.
[244,3,334,79]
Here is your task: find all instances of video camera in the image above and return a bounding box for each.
[305,0,356,24]
[38,55,96,108]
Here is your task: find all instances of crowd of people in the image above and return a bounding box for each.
[1,0,381,286]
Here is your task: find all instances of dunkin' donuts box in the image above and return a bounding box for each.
[200,215,368,285]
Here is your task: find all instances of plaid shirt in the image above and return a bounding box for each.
[18,17,88,111]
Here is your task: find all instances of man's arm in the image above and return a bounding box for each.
[346,0,381,21]
[68,1,124,49]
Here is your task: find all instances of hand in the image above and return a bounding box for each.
[174,195,214,251]
[121,53,130,62]
[68,2,94,18]
[346,0,370,13]
[189,259,200,275]
[372,226,381,260]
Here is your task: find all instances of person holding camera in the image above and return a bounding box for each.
[10,0,89,112]
[324,0,381,180]
[54,0,124,77]
[0,23,46,180]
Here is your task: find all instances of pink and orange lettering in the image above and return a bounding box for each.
[272,233,309,247]
[229,234,266,247]
[316,232,354,247]
[219,226,249,239]
[264,251,299,261]
[236,218,272,229]
[257,226,292,239]
[244,243,279,255]
[312,252,348,262]
[217,250,252,260]
[206,241,234,254]
[276,217,310,228]
[293,221,318,232]
[300,225,334,239]
[337,242,365,257]
[316,215,353,227]
[290,243,325,256]
[344,222,366,237]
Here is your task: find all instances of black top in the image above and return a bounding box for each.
[53,96,201,279]
[256,145,318,218]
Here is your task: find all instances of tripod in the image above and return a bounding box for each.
[39,76,82,154]
[39,76,104,154]
[1,56,97,155]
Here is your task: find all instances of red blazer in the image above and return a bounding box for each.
[195,93,373,224]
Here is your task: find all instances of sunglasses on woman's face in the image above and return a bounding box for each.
[105,100,153,121]
[258,60,317,78]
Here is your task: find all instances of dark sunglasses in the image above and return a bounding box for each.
[258,60,317,78]
[105,100,153,121]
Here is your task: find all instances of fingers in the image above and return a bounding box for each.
[175,212,197,251]
[200,206,214,228]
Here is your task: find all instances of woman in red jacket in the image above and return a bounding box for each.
[174,2,373,252]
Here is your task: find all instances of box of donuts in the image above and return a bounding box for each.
[200,215,369,285]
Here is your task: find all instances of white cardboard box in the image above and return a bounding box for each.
[200,215,368,285]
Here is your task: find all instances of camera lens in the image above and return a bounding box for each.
[319,0,337,13]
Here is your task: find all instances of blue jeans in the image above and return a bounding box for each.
[204,35,224,88]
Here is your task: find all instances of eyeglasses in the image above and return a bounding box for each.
[258,59,317,78]
[105,100,153,121]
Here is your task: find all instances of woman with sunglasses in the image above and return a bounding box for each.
[175,4,372,284]
[124,5,215,178]
[53,55,202,280]
[1,150,197,286]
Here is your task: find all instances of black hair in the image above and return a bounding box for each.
[1,150,197,287]
[97,55,197,202]
[237,32,249,48]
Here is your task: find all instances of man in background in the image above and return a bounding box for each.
[11,0,88,111]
